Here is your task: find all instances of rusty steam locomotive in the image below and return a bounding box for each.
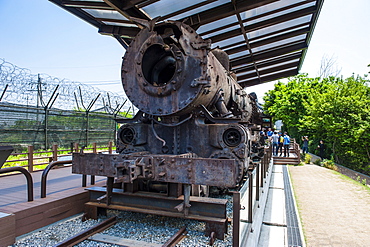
[73,20,264,197]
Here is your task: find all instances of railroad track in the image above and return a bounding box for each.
[55,216,188,247]
[12,198,233,247]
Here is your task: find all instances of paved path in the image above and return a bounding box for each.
[289,164,370,247]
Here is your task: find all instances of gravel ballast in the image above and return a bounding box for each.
[11,195,233,247]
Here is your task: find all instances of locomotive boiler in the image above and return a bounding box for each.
[72,20,264,195]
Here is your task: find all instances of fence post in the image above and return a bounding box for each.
[108,141,113,154]
[248,171,253,223]
[28,145,34,172]
[74,143,79,153]
[52,144,58,161]
[93,142,97,154]
[256,163,260,201]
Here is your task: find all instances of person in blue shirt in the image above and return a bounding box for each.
[283,132,290,157]
[267,128,273,137]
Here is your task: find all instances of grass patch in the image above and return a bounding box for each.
[295,161,305,166]
[330,170,370,193]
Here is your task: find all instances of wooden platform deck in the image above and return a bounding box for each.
[0,166,105,245]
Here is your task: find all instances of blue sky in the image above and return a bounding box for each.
[1,0,369,98]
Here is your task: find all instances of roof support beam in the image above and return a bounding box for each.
[226,26,310,55]
[182,0,278,29]
[95,18,133,25]
[231,41,307,67]
[231,0,261,84]
[234,52,302,74]
[99,25,140,38]
[199,0,316,36]
[103,0,151,21]
[61,1,114,10]
[113,35,130,49]
[239,68,298,87]
[160,0,219,21]
[220,22,309,51]
[50,0,101,28]
[237,61,298,81]
[210,5,317,44]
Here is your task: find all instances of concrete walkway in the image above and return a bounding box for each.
[289,164,370,247]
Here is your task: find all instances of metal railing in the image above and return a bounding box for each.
[0,166,33,201]
[41,160,73,198]
[291,138,301,161]
[233,145,273,247]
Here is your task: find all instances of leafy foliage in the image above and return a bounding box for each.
[263,74,370,175]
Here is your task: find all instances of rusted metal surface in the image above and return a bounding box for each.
[55,216,117,247]
[86,187,227,219]
[73,153,239,188]
[84,185,229,239]
[70,20,267,242]
[0,166,33,201]
[41,160,72,198]
[121,21,253,118]
[162,226,187,247]
[72,20,266,190]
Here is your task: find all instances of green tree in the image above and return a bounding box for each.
[263,74,321,137]
[301,75,370,173]
[263,74,370,174]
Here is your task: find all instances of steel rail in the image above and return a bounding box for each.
[54,216,117,247]
[162,226,187,247]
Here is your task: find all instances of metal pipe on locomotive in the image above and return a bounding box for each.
[72,20,264,193]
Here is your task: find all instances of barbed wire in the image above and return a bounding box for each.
[0,58,133,114]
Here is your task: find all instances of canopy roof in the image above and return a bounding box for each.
[50,0,323,87]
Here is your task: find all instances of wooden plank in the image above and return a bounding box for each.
[0,212,15,246]
[89,233,162,247]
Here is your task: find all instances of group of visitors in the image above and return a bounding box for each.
[262,128,291,157]
[261,128,325,159]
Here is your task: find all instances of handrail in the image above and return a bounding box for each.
[0,166,33,201]
[41,160,72,198]
[233,145,273,246]
[293,141,301,161]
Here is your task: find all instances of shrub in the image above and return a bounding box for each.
[321,159,338,171]
[304,154,311,164]
[313,159,321,166]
